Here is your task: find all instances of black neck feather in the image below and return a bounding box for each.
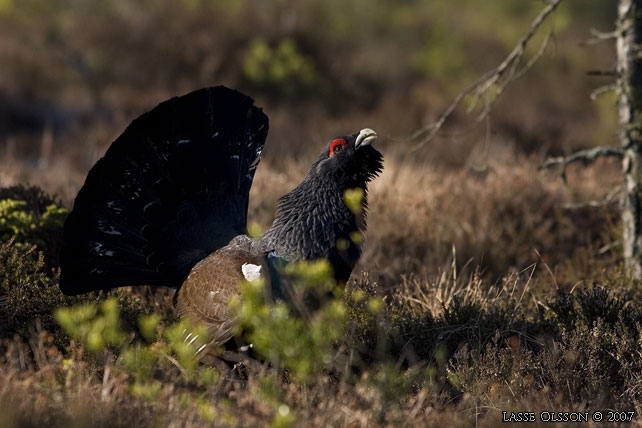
[260,173,368,262]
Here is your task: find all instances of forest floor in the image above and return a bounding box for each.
[0,2,636,426]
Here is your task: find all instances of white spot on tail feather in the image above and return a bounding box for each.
[90,242,114,257]
[242,263,262,281]
[106,201,123,213]
[98,219,121,236]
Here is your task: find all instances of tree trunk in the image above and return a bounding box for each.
[618,0,642,279]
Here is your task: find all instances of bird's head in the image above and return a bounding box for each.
[311,128,383,188]
[262,128,383,270]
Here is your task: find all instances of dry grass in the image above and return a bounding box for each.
[0,138,632,427]
[361,148,619,288]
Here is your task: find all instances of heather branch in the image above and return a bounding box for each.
[410,0,563,151]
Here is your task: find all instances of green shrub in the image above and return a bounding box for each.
[55,298,127,352]
[242,38,320,96]
[0,239,83,338]
[0,185,67,269]
[54,297,214,387]
[234,260,346,382]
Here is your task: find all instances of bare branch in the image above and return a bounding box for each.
[560,187,621,210]
[598,240,620,255]
[539,146,623,183]
[586,70,618,76]
[513,30,555,83]
[540,146,623,170]
[410,0,563,151]
[585,28,618,45]
[590,83,617,100]
[561,199,617,209]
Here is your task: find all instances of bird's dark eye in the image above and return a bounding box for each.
[330,138,347,157]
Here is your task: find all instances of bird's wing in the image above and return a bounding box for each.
[175,235,262,357]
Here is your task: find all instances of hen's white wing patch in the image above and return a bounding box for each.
[241,263,262,281]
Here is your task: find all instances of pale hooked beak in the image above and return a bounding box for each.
[355,128,377,150]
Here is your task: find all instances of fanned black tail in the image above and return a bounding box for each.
[60,86,269,295]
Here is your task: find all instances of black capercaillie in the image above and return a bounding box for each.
[59,86,383,357]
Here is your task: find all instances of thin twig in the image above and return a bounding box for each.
[410,0,563,151]
[156,349,189,381]
[560,186,621,210]
[585,28,618,46]
[599,240,621,255]
[590,83,617,100]
[512,30,555,83]
[539,146,623,183]
[561,197,619,210]
[587,70,618,76]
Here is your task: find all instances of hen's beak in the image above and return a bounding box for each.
[355,128,377,150]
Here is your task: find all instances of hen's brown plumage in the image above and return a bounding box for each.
[176,235,261,355]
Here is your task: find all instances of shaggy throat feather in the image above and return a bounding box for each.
[260,179,366,261]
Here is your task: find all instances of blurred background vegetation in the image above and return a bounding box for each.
[0,0,621,282]
[0,0,616,159]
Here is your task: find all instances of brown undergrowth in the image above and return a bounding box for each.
[0,147,637,427]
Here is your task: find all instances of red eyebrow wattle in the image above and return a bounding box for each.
[330,139,347,156]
